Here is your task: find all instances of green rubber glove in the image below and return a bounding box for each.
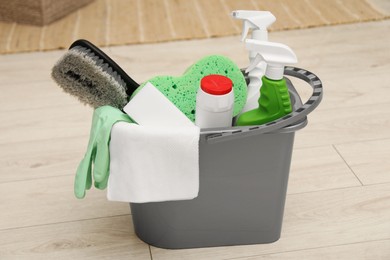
[74,106,133,199]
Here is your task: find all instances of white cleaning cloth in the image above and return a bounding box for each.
[107,81,200,203]
[108,122,200,203]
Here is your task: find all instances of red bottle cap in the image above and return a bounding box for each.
[200,75,233,95]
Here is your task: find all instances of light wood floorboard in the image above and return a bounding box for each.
[288,145,362,195]
[0,176,130,230]
[335,139,390,185]
[0,216,150,260]
[228,239,390,260]
[0,136,86,183]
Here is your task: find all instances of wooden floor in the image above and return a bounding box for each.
[1,20,390,259]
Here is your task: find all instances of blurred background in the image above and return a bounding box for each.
[0,0,389,54]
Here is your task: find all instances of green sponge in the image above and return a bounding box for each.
[132,55,247,122]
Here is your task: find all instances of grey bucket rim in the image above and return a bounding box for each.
[200,66,323,143]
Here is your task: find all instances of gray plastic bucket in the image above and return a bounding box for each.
[129,67,323,249]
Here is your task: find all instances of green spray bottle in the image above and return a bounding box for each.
[236,39,297,126]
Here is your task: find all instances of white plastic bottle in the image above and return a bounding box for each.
[231,10,276,114]
[195,74,234,128]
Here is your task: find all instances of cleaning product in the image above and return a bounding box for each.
[231,10,276,114]
[52,39,139,109]
[195,74,234,128]
[236,39,297,126]
[74,106,133,199]
[124,82,195,127]
[132,55,247,122]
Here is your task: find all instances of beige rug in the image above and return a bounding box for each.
[0,0,387,54]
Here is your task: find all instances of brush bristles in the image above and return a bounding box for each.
[52,46,128,109]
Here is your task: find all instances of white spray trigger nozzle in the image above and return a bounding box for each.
[231,10,276,41]
[245,39,297,80]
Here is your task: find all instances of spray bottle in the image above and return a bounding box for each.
[236,39,297,126]
[231,10,276,114]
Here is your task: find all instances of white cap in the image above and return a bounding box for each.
[245,39,297,80]
[195,75,234,128]
[264,64,284,80]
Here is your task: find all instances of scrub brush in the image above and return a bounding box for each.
[52,39,139,109]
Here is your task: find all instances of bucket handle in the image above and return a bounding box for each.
[202,66,323,144]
